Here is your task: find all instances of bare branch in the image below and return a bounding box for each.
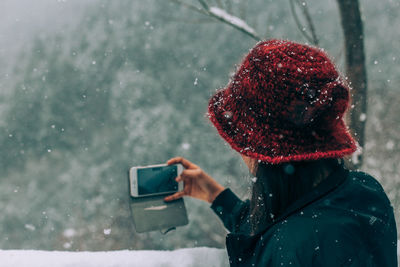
[289,0,315,44]
[197,0,209,10]
[169,0,208,15]
[207,6,261,40]
[170,0,262,41]
[294,0,319,45]
[165,17,216,24]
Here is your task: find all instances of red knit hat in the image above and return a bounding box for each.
[208,39,357,164]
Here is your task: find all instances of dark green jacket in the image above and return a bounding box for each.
[211,168,397,266]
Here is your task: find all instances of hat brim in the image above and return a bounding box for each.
[208,90,357,164]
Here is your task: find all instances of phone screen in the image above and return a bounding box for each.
[137,165,178,195]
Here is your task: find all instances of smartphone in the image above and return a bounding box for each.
[129,163,183,198]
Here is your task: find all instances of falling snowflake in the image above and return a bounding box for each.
[181,143,191,150]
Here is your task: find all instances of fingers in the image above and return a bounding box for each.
[164,158,204,202]
[164,170,197,202]
[181,169,201,177]
[167,157,197,169]
[164,191,185,202]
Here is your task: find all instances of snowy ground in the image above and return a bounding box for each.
[0,247,229,267]
[1,244,399,266]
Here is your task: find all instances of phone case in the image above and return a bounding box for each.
[129,194,189,233]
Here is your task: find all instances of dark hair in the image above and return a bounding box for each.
[250,158,343,234]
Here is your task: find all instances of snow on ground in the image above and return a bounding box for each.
[0,247,229,267]
[1,245,399,266]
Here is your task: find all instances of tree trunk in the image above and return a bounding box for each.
[336,0,367,168]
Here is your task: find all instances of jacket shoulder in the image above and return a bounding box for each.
[342,170,394,226]
[348,170,387,192]
[256,170,397,266]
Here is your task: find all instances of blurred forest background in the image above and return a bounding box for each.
[0,0,399,250]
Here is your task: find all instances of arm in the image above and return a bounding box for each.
[210,188,251,234]
[164,157,250,234]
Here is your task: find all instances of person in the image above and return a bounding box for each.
[164,39,397,266]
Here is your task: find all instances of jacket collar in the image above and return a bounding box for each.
[265,166,349,233]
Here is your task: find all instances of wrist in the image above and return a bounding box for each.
[208,185,225,203]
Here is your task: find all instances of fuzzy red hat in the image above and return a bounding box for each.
[208,39,357,164]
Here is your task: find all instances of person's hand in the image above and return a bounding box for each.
[164,157,225,204]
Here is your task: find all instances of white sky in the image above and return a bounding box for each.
[0,0,92,65]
